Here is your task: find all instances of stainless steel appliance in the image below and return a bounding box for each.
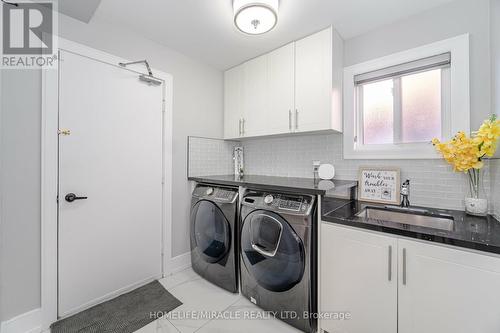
[190,184,239,293]
[239,190,317,332]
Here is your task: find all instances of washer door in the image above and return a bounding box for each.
[241,210,305,292]
[191,200,231,264]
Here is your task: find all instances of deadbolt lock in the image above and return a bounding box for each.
[58,129,71,136]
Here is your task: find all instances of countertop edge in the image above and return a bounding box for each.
[188,176,326,195]
[321,200,500,256]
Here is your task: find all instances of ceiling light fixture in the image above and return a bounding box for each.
[233,0,279,35]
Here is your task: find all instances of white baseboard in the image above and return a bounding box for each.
[59,274,161,319]
[166,252,191,276]
[1,308,42,333]
[1,253,191,333]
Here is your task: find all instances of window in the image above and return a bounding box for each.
[344,35,470,159]
[357,54,449,146]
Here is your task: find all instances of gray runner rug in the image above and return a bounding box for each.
[51,280,182,333]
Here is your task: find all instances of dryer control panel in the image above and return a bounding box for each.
[243,192,315,216]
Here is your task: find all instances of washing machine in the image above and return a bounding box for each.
[239,190,317,332]
[190,183,239,293]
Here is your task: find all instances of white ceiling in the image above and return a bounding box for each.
[57,0,102,23]
[77,0,455,70]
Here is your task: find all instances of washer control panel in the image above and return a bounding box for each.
[250,193,312,214]
[264,195,274,204]
[214,188,237,201]
[193,184,238,203]
[278,197,303,211]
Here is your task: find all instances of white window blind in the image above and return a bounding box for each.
[354,52,451,85]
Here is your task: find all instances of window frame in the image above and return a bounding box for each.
[343,34,470,159]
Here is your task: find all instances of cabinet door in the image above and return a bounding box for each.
[295,28,332,132]
[242,55,268,137]
[266,43,295,135]
[224,66,243,139]
[320,224,398,333]
[398,239,500,333]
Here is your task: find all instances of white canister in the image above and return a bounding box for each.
[318,164,335,180]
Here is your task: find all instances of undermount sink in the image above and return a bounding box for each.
[356,206,454,231]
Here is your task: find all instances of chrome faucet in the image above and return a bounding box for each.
[233,146,244,179]
[401,179,410,208]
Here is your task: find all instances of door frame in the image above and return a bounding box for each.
[41,37,173,329]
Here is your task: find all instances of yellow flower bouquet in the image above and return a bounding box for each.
[432,115,500,215]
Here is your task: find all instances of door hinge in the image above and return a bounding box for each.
[58,129,71,136]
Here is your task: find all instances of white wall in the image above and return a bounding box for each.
[493,0,500,114]
[0,13,224,322]
[344,0,491,130]
[240,0,495,211]
[0,70,43,322]
[489,0,500,218]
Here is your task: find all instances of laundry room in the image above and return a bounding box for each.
[1,1,500,333]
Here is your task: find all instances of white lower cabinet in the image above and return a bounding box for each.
[320,224,398,333]
[398,239,500,333]
[321,223,500,333]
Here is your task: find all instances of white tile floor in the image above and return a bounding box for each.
[134,267,302,333]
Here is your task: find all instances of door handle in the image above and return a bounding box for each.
[65,193,88,202]
[388,245,392,281]
[295,109,299,130]
[402,248,407,285]
[289,110,292,131]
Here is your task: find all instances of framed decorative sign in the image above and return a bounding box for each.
[358,167,401,204]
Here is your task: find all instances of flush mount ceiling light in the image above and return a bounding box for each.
[233,0,279,35]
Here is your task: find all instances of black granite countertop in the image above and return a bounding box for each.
[322,197,500,255]
[188,174,358,195]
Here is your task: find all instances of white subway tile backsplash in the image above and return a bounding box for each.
[188,137,238,177]
[242,133,489,211]
[187,133,499,213]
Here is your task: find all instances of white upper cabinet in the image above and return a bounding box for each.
[242,55,268,137]
[295,27,343,133]
[223,26,343,139]
[266,42,295,135]
[224,66,244,139]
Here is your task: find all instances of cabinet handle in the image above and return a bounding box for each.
[238,119,242,136]
[289,110,292,131]
[402,248,407,285]
[242,118,245,136]
[295,109,299,130]
[388,245,392,281]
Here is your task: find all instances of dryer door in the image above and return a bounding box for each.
[191,200,231,264]
[241,210,305,292]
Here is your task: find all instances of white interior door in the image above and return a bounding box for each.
[58,50,164,317]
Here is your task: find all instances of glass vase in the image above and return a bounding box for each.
[464,169,488,216]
